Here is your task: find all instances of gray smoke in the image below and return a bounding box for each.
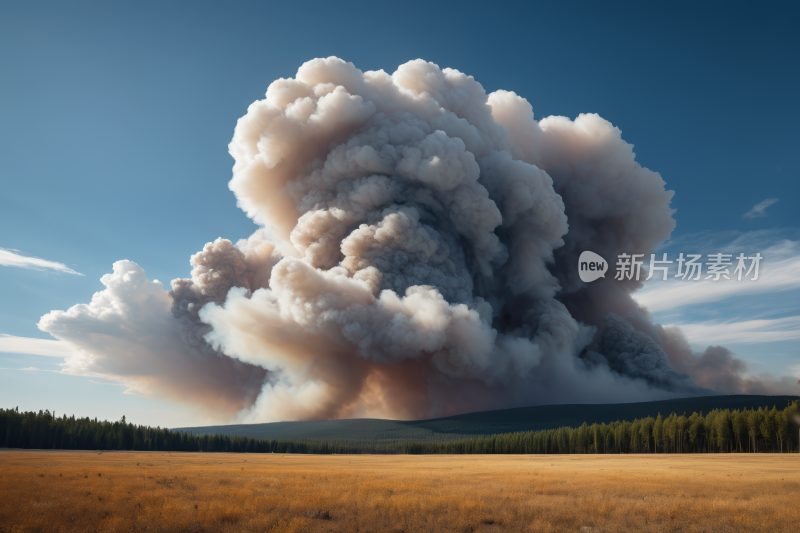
[657,324,799,395]
[584,313,698,393]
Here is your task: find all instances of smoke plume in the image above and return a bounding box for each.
[39,57,768,422]
[657,325,799,395]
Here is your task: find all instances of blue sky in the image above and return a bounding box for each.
[1,1,798,426]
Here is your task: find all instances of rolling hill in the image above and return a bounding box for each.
[175,395,799,445]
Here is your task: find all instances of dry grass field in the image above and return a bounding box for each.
[0,450,797,533]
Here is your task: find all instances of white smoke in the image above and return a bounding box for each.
[38,260,268,417]
[39,57,729,422]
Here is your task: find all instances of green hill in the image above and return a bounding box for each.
[175,395,799,445]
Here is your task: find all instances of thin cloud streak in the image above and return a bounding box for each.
[658,228,800,253]
[634,241,800,313]
[0,333,75,358]
[743,198,779,220]
[666,316,800,346]
[0,247,84,275]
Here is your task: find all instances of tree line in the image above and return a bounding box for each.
[0,408,395,454]
[405,401,800,455]
[2,401,798,455]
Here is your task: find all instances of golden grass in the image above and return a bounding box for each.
[0,450,797,533]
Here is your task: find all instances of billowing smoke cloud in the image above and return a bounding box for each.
[170,233,281,357]
[39,57,747,422]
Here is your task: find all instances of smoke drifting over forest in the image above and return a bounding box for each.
[37,58,792,422]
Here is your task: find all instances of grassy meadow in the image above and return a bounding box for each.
[1,450,797,533]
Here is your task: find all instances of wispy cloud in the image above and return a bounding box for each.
[634,240,800,313]
[0,247,84,275]
[0,333,144,391]
[0,334,75,358]
[743,198,779,220]
[88,379,126,387]
[667,316,800,345]
[658,228,800,253]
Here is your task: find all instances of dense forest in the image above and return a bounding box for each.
[406,401,800,455]
[2,401,798,455]
[0,408,395,454]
